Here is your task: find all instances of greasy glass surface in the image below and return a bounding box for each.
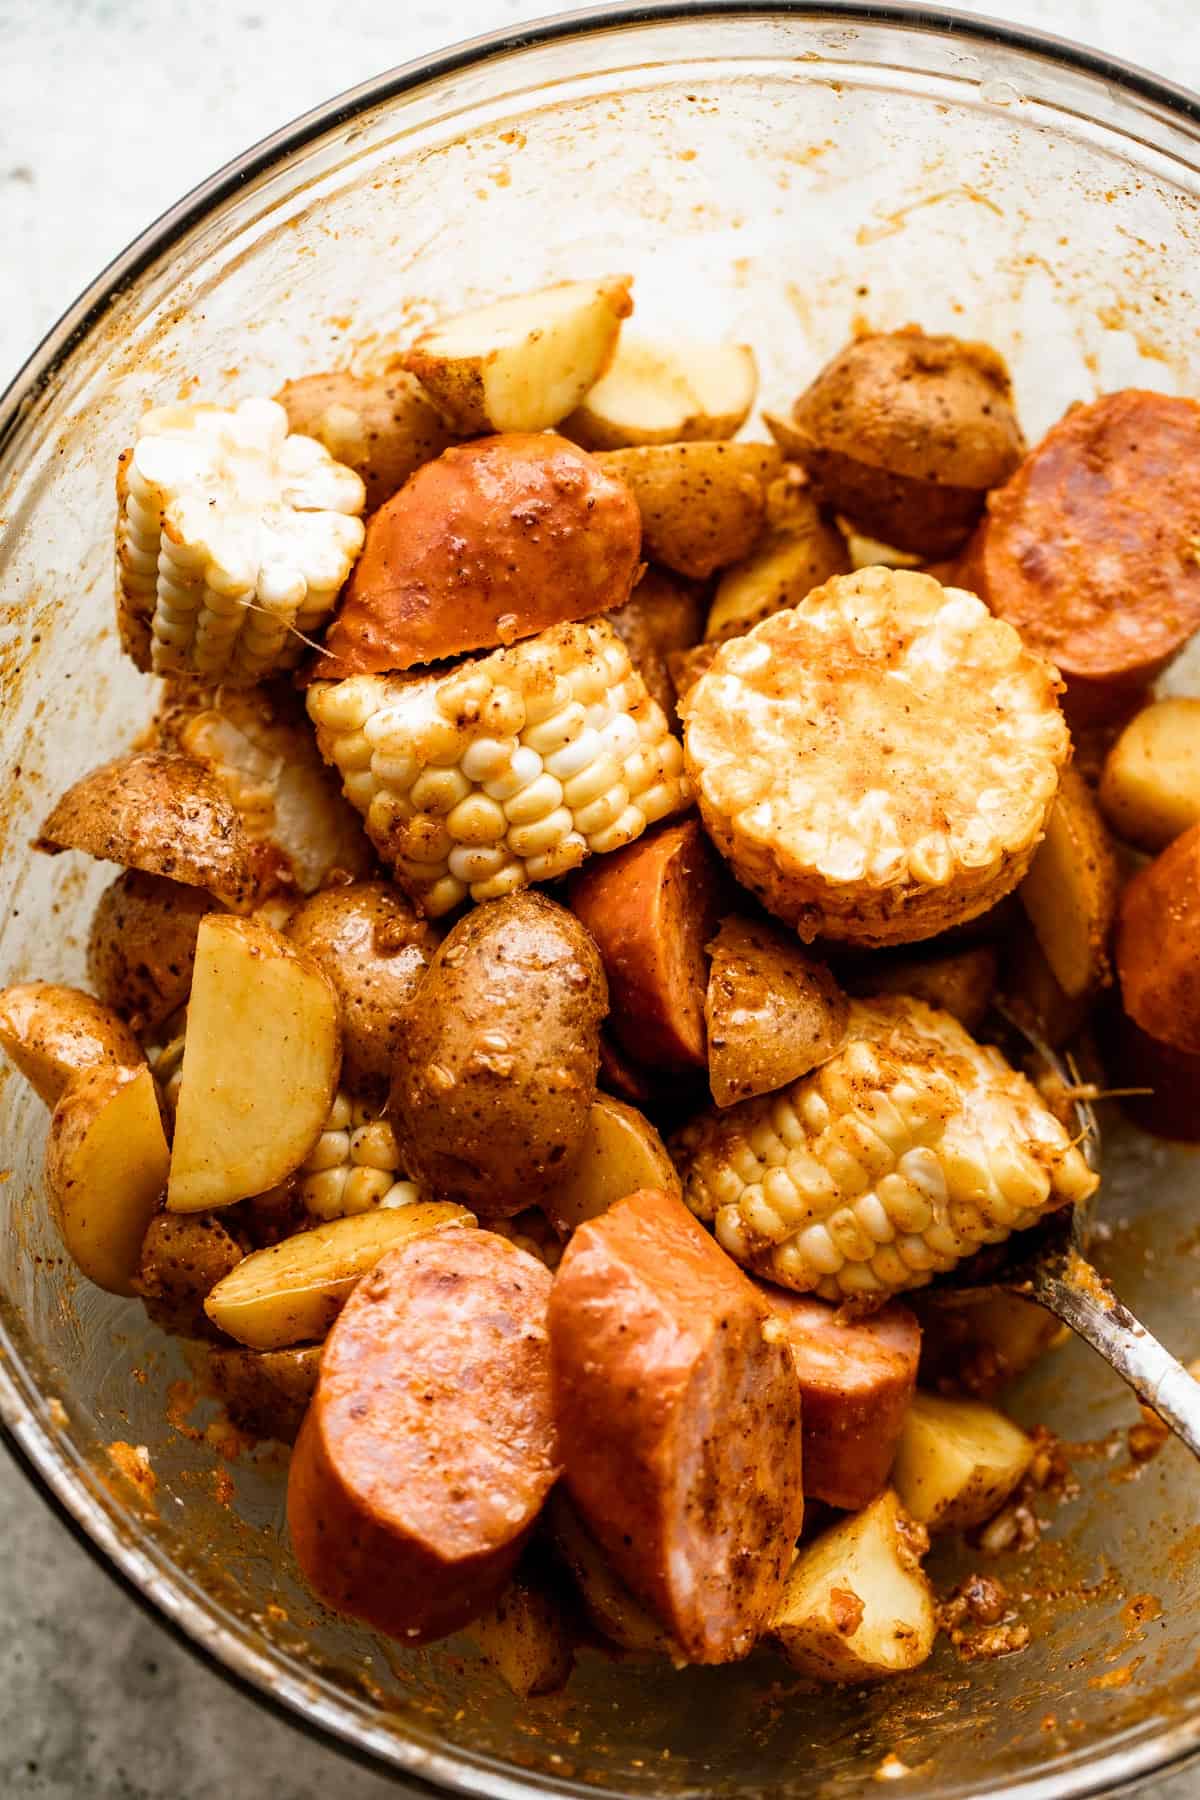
[3,10,1200,1796]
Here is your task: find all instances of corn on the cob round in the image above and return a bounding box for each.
[681,568,1070,947]
[308,617,692,916]
[117,398,365,686]
[296,1091,421,1220]
[673,994,1097,1303]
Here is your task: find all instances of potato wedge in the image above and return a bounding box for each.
[1099,697,1200,852]
[1018,765,1119,998]
[547,1489,682,1658]
[847,944,999,1034]
[35,751,264,909]
[203,1201,472,1348]
[916,1292,1064,1397]
[285,882,439,1099]
[153,680,373,895]
[891,1393,1033,1532]
[468,1559,576,1697]
[596,442,781,580]
[565,333,757,449]
[134,1211,245,1335]
[705,483,850,644]
[769,1490,936,1682]
[998,918,1088,1050]
[276,368,455,511]
[401,275,633,434]
[0,982,144,1107]
[541,1094,681,1238]
[167,916,341,1212]
[705,916,848,1107]
[206,1342,321,1441]
[45,1064,170,1296]
[87,872,213,1035]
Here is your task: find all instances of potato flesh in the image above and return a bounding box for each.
[204,1201,473,1349]
[1100,697,1200,852]
[0,982,143,1107]
[567,334,757,449]
[769,1490,935,1681]
[405,277,632,434]
[167,915,341,1212]
[891,1392,1033,1531]
[541,1094,681,1238]
[468,1566,575,1697]
[45,1064,169,1296]
[1018,765,1118,998]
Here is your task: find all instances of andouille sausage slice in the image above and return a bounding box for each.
[288,1230,559,1643]
[758,1289,920,1511]
[548,1188,804,1663]
[568,817,726,1070]
[961,390,1200,723]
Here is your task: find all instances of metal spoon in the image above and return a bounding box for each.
[927,1010,1200,1460]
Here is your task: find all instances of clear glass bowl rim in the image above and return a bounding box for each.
[4,4,1200,1795]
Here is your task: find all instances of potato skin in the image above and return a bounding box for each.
[286,882,440,1100]
[277,368,455,512]
[35,751,266,908]
[784,326,1023,555]
[389,892,607,1216]
[317,433,641,677]
[960,391,1200,724]
[1099,697,1200,853]
[133,1211,245,1335]
[606,567,706,720]
[1116,820,1200,1054]
[206,1343,321,1442]
[596,442,780,580]
[87,871,213,1035]
[0,982,144,1106]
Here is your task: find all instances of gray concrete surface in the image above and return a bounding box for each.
[2,0,1200,1795]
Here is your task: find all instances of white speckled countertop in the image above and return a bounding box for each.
[2,1,1199,1796]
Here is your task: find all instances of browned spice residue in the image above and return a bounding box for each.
[1089,1656,1144,1690]
[941,1574,1030,1662]
[107,1440,157,1505]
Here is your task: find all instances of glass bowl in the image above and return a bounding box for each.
[4,6,1200,1796]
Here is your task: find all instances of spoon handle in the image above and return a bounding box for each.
[1026,1257,1200,1460]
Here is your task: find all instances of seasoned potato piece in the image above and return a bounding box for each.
[319,434,642,677]
[565,333,757,449]
[769,1491,936,1681]
[668,641,718,708]
[206,1342,321,1442]
[607,568,706,720]
[45,1064,170,1296]
[917,1293,1064,1397]
[705,916,849,1107]
[87,872,212,1035]
[844,944,998,1034]
[541,1094,680,1238]
[468,1559,576,1697]
[1099,698,1200,852]
[203,1201,472,1348]
[401,276,633,434]
[892,1393,1033,1531]
[569,818,725,1072]
[780,327,1024,556]
[35,751,265,909]
[153,680,373,894]
[998,918,1088,1050]
[1018,766,1119,998]
[547,1489,682,1658]
[0,983,143,1107]
[389,892,607,1217]
[1116,821,1200,1053]
[167,916,341,1212]
[133,1211,245,1335]
[705,481,850,644]
[286,883,439,1099]
[596,442,780,580]
[276,368,455,511]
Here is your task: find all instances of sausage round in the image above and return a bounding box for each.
[757,1288,920,1511]
[548,1187,804,1663]
[961,390,1200,723]
[287,1230,559,1643]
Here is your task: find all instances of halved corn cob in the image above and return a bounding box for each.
[308,617,692,916]
[117,398,365,685]
[296,1091,420,1220]
[673,994,1097,1303]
